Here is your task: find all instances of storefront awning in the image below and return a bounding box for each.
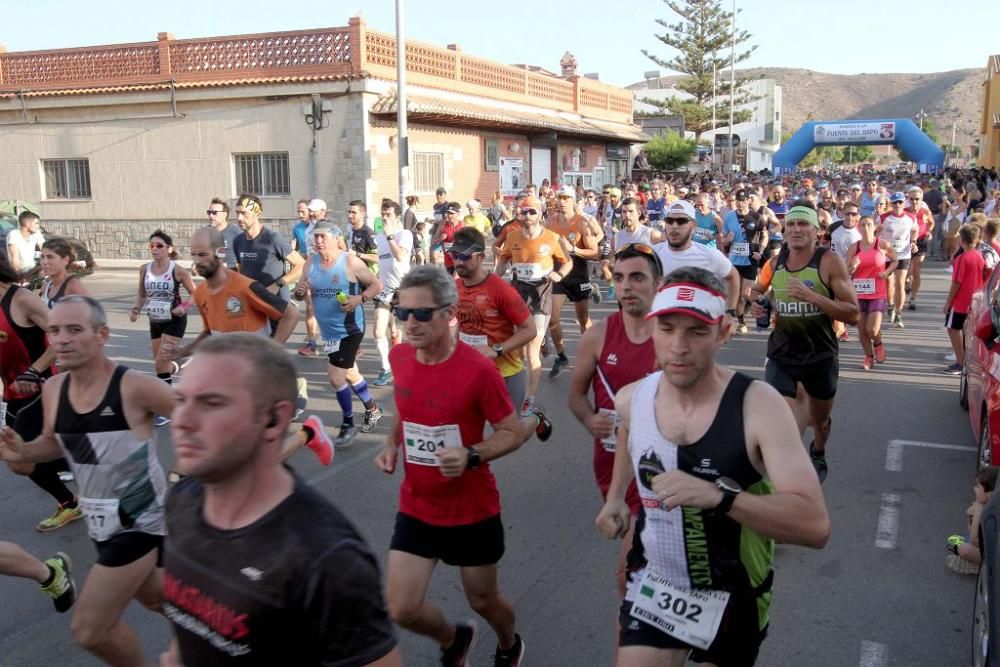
[370,91,648,143]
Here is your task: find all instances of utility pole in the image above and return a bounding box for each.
[712,56,717,170]
[396,0,409,211]
[914,108,928,132]
[727,0,736,178]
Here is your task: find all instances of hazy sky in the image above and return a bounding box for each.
[3,0,997,87]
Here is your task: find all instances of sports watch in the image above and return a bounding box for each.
[492,343,504,358]
[466,447,482,471]
[711,476,742,516]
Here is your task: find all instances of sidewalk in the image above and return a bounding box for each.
[94,258,152,272]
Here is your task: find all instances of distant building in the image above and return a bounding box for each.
[0,21,645,258]
[979,55,1000,168]
[630,77,782,172]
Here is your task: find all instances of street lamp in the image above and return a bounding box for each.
[727,0,736,178]
[914,108,928,132]
[396,0,409,208]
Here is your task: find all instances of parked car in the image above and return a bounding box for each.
[0,211,96,290]
[974,490,1000,666]
[961,264,1000,470]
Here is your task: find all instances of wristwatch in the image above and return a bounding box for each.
[275,278,286,288]
[725,308,737,317]
[492,343,504,358]
[387,234,395,241]
[466,447,482,471]
[711,476,742,516]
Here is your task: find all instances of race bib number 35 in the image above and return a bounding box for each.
[513,263,546,281]
[630,569,731,650]
[402,422,462,466]
[79,497,123,542]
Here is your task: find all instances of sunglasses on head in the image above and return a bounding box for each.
[614,242,664,273]
[395,304,451,323]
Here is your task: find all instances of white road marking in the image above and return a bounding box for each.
[859,640,888,667]
[885,439,978,472]
[875,494,901,549]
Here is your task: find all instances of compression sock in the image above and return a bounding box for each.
[335,384,354,425]
[29,461,76,507]
[376,337,391,371]
[351,379,375,410]
[157,372,172,384]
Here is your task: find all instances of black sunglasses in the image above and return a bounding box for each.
[663,217,691,225]
[206,209,225,215]
[395,304,451,322]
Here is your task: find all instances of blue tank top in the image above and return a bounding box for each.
[693,210,718,247]
[309,252,364,342]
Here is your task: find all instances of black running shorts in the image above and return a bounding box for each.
[149,316,187,340]
[390,512,504,567]
[94,531,164,568]
[764,356,839,401]
[327,332,364,370]
[553,279,593,303]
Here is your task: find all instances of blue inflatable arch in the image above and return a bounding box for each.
[772,118,944,175]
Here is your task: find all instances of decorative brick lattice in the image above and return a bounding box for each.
[608,92,633,115]
[580,87,609,110]
[364,32,456,79]
[2,45,160,86]
[526,73,573,105]
[460,55,525,95]
[169,30,350,74]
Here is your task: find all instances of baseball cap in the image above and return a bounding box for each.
[466,199,481,208]
[435,187,448,196]
[785,205,820,228]
[646,282,726,325]
[445,201,463,213]
[519,195,543,211]
[734,189,750,202]
[678,186,690,194]
[906,185,922,194]
[608,187,622,198]
[307,198,327,212]
[890,192,906,203]
[450,228,486,255]
[558,185,577,198]
[311,220,343,236]
[665,200,696,220]
[851,183,863,190]
[818,181,830,189]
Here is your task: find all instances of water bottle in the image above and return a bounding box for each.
[755,297,771,331]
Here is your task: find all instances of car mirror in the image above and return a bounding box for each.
[977,308,999,349]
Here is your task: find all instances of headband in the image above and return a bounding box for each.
[237,196,262,217]
[646,282,726,325]
[785,205,819,228]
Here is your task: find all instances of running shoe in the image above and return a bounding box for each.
[153,415,171,427]
[361,406,383,433]
[894,315,905,329]
[736,323,748,335]
[297,340,319,357]
[302,415,334,466]
[862,355,874,370]
[549,354,569,379]
[493,633,525,667]
[947,534,967,549]
[39,552,76,613]
[874,343,887,364]
[944,352,957,362]
[908,300,917,311]
[519,396,535,418]
[440,621,477,667]
[540,336,550,358]
[838,330,850,342]
[946,553,979,575]
[942,363,963,375]
[37,503,83,532]
[533,411,553,442]
[373,369,393,387]
[333,424,358,449]
[809,442,828,483]
[887,306,896,322]
[607,285,616,300]
[590,283,603,304]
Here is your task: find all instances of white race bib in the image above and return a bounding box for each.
[694,227,715,241]
[402,422,462,467]
[147,300,173,322]
[891,238,909,253]
[458,332,488,347]
[630,569,731,650]
[443,242,454,252]
[513,263,546,281]
[730,242,750,257]
[79,497,123,542]
[323,339,341,354]
[598,408,621,451]
[853,278,875,295]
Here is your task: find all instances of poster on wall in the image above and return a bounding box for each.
[500,157,523,197]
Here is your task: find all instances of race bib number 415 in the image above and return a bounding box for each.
[630,569,731,650]
[402,422,462,466]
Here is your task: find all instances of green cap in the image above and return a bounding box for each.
[785,205,819,228]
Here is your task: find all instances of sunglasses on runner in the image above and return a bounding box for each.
[519,208,539,216]
[448,251,479,262]
[663,217,691,225]
[206,209,225,216]
[395,304,451,322]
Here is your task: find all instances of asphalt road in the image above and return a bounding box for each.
[0,261,980,666]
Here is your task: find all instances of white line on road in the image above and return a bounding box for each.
[875,494,901,549]
[884,439,978,472]
[859,640,888,667]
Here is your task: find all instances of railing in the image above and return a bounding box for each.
[0,18,632,124]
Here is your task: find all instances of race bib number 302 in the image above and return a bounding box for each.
[630,569,731,650]
[402,422,462,466]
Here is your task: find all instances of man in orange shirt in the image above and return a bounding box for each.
[495,196,571,416]
[453,228,538,410]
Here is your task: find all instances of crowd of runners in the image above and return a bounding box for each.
[0,163,995,666]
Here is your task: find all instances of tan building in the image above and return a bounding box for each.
[980,55,1000,169]
[0,19,645,258]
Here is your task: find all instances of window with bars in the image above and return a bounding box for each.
[412,153,445,195]
[42,159,92,199]
[233,152,291,197]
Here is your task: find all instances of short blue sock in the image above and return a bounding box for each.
[335,384,354,424]
[351,379,375,409]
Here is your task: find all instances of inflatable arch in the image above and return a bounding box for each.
[772,119,944,175]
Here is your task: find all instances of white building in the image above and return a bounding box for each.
[630,78,782,172]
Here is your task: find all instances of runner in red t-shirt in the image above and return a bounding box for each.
[375,264,551,666]
[569,243,662,596]
[943,225,986,375]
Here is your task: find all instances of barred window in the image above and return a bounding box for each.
[412,153,445,195]
[43,159,91,199]
[233,152,290,197]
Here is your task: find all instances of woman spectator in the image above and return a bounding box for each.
[127,230,196,425]
[403,195,420,231]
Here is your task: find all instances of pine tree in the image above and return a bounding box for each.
[641,0,758,140]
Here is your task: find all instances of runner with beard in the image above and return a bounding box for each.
[596,266,829,667]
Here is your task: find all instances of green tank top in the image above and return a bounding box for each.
[767,246,838,365]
